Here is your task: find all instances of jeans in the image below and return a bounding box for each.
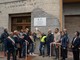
[29,43,34,54]
[39,42,45,55]
[22,43,26,57]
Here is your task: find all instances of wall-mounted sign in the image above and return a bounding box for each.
[34,17,46,26]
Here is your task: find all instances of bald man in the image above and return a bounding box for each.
[46,29,54,56]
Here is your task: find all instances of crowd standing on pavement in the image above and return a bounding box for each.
[0,28,34,60]
[0,28,80,60]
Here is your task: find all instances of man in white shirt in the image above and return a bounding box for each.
[50,28,60,60]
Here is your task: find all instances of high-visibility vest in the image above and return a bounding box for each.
[40,36,46,43]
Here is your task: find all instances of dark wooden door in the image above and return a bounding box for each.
[11,16,31,31]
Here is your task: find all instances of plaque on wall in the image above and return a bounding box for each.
[34,17,46,26]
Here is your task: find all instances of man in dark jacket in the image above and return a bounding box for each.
[71,31,80,60]
[46,29,54,56]
[13,30,22,58]
[5,32,16,60]
[23,30,29,55]
[1,29,9,42]
[1,29,9,56]
[63,29,69,43]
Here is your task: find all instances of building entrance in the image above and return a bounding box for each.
[11,14,31,31]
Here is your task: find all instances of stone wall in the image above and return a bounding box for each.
[31,0,60,33]
[0,0,34,31]
[0,0,60,33]
[0,0,25,3]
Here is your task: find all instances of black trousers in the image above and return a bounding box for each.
[61,47,67,60]
[7,50,16,60]
[46,43,50,55]
[27,44,30,54]
[72,49,79,60]
[16,48,22,58]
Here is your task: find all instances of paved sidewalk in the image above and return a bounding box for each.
[0,52,4,58]
[32,56,53,60]
[0,52,27,60]
[27,51,73,60]
[31,40,73,60]
[0,51,74,60]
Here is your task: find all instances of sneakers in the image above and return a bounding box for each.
[32,53,35,55]
[29,53,32,55]
[29,53,36,56]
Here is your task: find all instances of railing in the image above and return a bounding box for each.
[50,42,61,60]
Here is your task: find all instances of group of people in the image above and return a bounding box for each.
[0,28,80,60]
[0,28,35,60]
[39,28,69,60]
[38,28,80,60]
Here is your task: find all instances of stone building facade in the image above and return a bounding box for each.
[0,0,61,33]
[0,0,80,39]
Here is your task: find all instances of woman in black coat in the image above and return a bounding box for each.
[71,31,80,60]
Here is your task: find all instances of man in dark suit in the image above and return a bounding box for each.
[23,29,30,55]
[1,29,9,56]
[46,29,54,56]
[5,32,16,60]
[71,31,80,60]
